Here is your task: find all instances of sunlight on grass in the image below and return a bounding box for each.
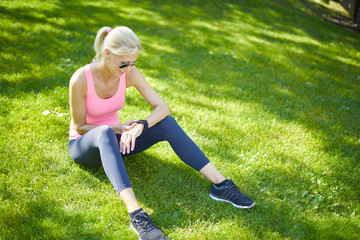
[310,0,352,15]
[1,0,360,239]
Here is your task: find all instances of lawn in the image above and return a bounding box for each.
[1,0,359,239]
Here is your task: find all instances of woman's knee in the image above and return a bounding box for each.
[96,125,116,143]
[160,115,177,125]
[157,116,178,130]
[97,125,113,134]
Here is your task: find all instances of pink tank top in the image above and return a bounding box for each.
[69,64,126,140]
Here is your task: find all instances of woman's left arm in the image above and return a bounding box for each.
[127,67,171,127]
[119,67,171,154]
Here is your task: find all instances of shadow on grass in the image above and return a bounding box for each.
[0,1,121,95]
[1,185,106,239]
[76,149,356,239]
[2,0,360,238]
[2,145,355,239]
[121,0,360,217]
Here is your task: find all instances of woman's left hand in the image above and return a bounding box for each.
[120,123,144,154]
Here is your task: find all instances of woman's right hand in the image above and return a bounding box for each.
[119,123,144,154]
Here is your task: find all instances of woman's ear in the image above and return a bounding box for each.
[104,49,110,56]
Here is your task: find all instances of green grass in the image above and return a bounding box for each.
[1,0,360,239]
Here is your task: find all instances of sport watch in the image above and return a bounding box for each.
[136,120,148,130]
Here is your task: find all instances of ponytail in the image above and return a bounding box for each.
[93,26,112,61]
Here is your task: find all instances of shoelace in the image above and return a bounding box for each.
[133,212,157,232]
[225,180,244,196]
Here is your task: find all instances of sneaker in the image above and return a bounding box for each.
[209,179,255,209]
[130,210,167,240]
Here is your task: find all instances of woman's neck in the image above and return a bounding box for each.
[92,59,117,84]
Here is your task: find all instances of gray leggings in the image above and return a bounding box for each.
[68,116,210,193]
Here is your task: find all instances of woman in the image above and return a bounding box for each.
[68,26,255,240]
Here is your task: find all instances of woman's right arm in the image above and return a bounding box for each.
[69,68,99,135]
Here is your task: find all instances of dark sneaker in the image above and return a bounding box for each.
[130,210,167,240]
[210,179,255,209]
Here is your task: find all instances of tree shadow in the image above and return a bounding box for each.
[1,181,111,239]
[76,148,357,239]
[124,0,360,198]
[2,0,360,238]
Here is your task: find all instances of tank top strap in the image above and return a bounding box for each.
[85,64,95,97]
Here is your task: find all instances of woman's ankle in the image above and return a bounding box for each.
[128,208,143,218]
[119,188,142,213]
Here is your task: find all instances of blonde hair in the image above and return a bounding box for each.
[93,26,143,61]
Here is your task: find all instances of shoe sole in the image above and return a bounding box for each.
[130,223,167,240]
[130,223,141,240]
[209,193,256,209]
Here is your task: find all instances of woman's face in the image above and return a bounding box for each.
[106,51,139,75]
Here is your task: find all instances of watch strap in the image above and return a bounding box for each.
[136,120,148,130]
